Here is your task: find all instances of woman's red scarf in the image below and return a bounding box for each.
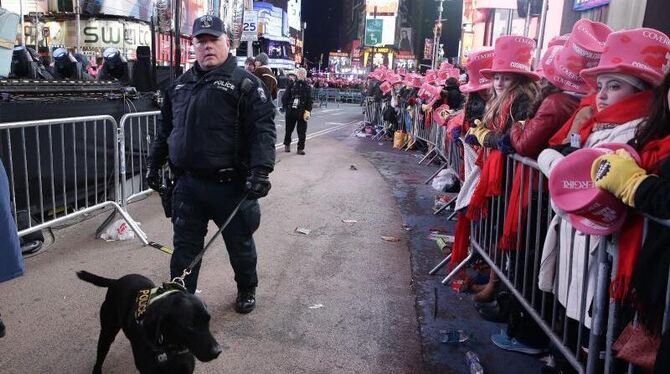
[465,95,516,221]
[498,168,535,250]
[450,212,471,268]
[613,135,670,300]
[549,91,653,146]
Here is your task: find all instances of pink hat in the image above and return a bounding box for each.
[460,48,494,93]
[379,81,393,95]
[549,143,641,235]
[397,67,407,77]
[439,61,454,71]
[419,82,441,103]
[403,73,422,88]
[425,69,437,84]
[581,28,670,87]
[481,35,541,81]
[548,33,570,48]
[541,19,612,93]
[388,73,403,86]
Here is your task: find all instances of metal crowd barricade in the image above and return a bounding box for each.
[0,115,146,244]
[118,111,161,209]
[439,152,611,374]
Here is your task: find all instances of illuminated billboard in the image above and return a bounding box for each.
[365,0,398,14]
[287,0,302,30]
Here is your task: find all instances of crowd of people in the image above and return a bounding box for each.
[366,20,670,372]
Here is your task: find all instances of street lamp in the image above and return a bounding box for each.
[432,0,445,69]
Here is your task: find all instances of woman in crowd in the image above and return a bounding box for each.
[537,28,670,335]
[443,48,494,282]
[0,158,25,338]
[500,20,611,251]
[464,35,541,303]
[590,70,670,373]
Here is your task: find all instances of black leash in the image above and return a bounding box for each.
[172,193,249,286]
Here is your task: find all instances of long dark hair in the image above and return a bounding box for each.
[464,90,487,126]
[633,72,670,151]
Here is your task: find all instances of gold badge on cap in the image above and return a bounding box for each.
[200,15,212,28]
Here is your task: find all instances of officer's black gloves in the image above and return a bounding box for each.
[146,168,161,192]
[246,169,271,199]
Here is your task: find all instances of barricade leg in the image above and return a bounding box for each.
[418,147,435,164]
[441,251,474,285]
[424,164,447,185]
[429,253,452,275]
[586,239,610,374]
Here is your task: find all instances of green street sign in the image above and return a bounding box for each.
[365,19,383,46]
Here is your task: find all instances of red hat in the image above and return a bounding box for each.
[548,33,570,48]
[549,143,641,235]
[387,73,403,86]
[541,19,612,93]
[460,48,494,93]
[481,35,541,81]
[581,28,670,87]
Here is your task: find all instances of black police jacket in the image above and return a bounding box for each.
[281,80,312,114]
[149,54,276,174]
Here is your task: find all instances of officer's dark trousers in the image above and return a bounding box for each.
[170,174,261,294]
[284,111,307,150]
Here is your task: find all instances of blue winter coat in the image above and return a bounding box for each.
[0,159,24,283]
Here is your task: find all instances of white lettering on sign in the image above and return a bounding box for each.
[562,180,594,189]
[642,30,670,48]
[510,61,530,71]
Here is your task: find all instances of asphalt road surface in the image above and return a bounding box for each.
[0,104,424,374]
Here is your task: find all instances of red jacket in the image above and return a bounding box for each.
[510,92,579,158]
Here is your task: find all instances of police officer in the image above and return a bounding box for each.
[281,68,313,155]
[147,15,276,314]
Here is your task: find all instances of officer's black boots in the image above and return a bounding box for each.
[284,145,290,153]
[297,150,306,155]
[0,314,5,338]
[235,289,256,314]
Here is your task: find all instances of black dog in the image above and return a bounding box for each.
[77,271,222,374]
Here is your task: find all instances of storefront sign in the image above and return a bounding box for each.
[424,38,434,60]
[573,0,610,11]
[365,0,398,14]
[255,2,286,37]
[24,19,151,53]
[241,10,258,41]
[365,18,383,46]
[287,0,302,31]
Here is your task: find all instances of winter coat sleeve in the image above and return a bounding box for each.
[304,84,313,112]
[148,88,173,169]
[254,68,278,100]
[484,93,534,148]
[243,79,277,173]
[510,93,580,158]
[281,81,292,110]
[634,157,670,219]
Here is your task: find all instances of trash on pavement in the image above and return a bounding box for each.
[342,219,358,223]
[381,235,401,242]
[440,329,471,344]
[308,304,324,309]
[100,219,135,241]
[402,224,413,231]
[465,351,484,374]
[295,227,311,235]
[350,164,358,170]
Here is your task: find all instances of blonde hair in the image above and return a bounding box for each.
[482,75,540,131]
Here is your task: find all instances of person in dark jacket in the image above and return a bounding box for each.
[146,15,276,314]
[281,67,312,155]
[0,158,25,338]
[253,53,278,100]
[590,71,670,373]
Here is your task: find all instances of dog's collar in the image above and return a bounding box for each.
[135,282,187,320]
[156,346,191,363]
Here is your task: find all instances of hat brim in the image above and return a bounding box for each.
[580,64,663,88]
[459,82,492,93]
[567,211,627,236]
[480,68,541,81]
[193,30,224,38]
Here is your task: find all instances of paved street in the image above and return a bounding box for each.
[0,104,424,374]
